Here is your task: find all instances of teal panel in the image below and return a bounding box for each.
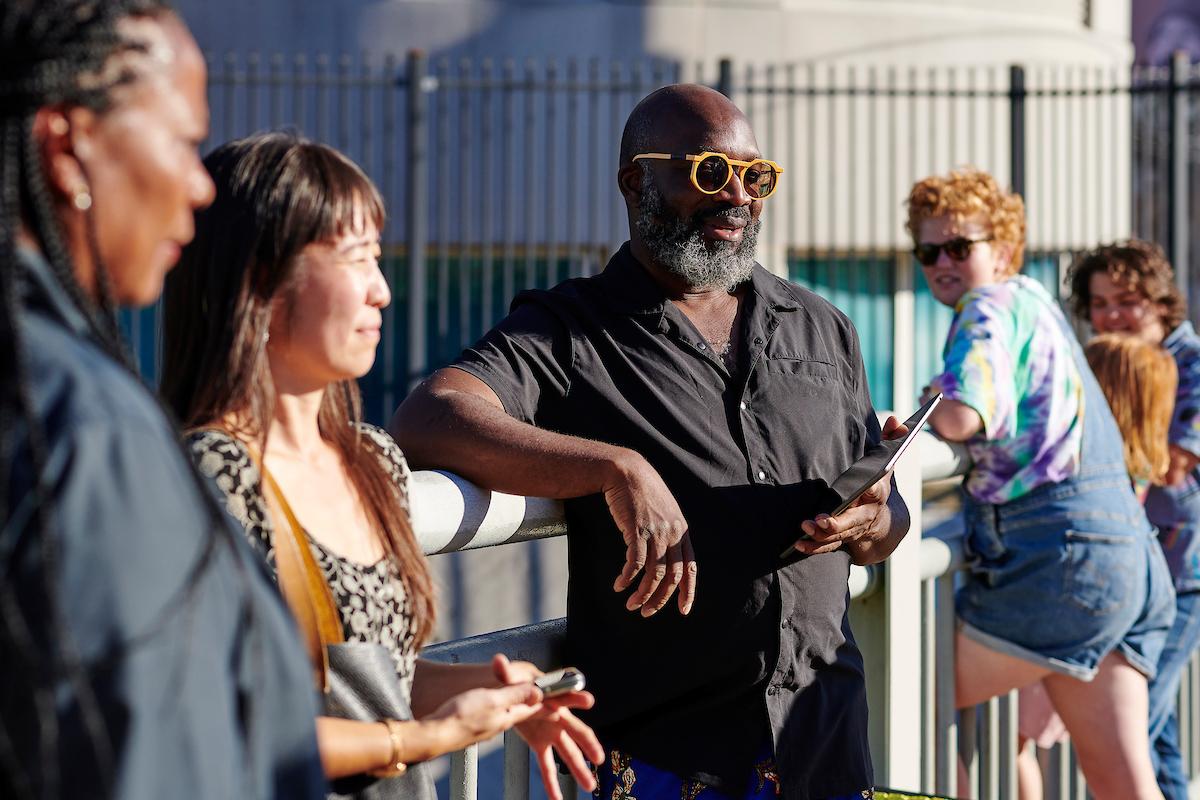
[788,254,896,408]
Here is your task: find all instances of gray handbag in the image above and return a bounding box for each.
[325,644,437,800]
[257,454,438,800]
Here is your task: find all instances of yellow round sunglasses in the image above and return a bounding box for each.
[632,151,784,200]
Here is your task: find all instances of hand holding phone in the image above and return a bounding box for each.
[780,393,942,558]
[533,667,586,699]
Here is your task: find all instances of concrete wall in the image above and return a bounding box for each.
[177,0,1132,68]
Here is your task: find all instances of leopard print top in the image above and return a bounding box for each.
[187,425,419,702]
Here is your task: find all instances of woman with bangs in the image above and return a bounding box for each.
[908,168,1174,799]
[161,132,602,799]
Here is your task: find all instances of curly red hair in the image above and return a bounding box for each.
[905,168,1026,275]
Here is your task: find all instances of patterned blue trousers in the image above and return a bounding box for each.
[591,746,874,800]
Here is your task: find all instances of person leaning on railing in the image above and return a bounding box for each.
[1068,241,1200,800]
[0,2,329,797]
[910,169,1175,800]
[392,83,912,800]
[158,131,602,800]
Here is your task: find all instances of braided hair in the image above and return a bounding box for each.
[0,3,246,797]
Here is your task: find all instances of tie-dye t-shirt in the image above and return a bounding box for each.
[928,275,1085,505]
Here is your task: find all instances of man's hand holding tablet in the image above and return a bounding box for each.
[782,393,943,559]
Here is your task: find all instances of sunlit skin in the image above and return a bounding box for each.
[1087,271,1169,345]
[37,13,215,306]
[268,220,389,396]
[621,118,764,257]
[917,214,1016,442]
[1087,271,1197,485]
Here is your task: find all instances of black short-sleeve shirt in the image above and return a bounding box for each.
[453,243,882,798]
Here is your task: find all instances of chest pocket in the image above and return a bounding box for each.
[753,352,865,466]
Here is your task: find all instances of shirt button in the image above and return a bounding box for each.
[767,686,779,696]
[780,618,790,629]
[754,337,764,345]
[757,469,767,481]
[739,401,747,411]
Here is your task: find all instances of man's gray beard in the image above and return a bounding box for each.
[634,170,760,290]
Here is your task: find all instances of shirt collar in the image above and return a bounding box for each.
[17,245,94,337]
[1164,320,1196,351]
[598,241,800,317]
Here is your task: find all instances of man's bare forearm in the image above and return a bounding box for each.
[390,368,639,499]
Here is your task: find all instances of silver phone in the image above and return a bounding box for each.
[534,667,586,698]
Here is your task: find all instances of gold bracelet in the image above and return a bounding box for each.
[369,719,408,778]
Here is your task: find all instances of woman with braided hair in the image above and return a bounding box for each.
[0,2,326,798]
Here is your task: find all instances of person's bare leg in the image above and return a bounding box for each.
[955,630,1051,708]
[1043,652,1162,800]
[1017,736,1043,800]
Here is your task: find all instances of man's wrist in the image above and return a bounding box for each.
[600,446,643,491]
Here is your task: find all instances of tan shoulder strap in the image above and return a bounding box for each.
[254,452,346,694]
[193,425,345,692]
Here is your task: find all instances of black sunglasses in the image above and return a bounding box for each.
[913,236,993,266]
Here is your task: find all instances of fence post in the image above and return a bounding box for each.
[1169,50,1191,299]
[716,57,734,98]
[406,49,429,392]
[1009,64,1026,198]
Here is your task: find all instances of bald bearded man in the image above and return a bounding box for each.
[392,85,909,800]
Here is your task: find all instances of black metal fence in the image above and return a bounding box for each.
[121,51,1200,423]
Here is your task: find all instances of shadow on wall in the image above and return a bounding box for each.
[173,0,656,67]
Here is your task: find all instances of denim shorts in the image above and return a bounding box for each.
[956,477,1176,681]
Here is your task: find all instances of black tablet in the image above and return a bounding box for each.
[780,392,943,558]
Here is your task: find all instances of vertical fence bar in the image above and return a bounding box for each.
[450,743,479,800]
[459,58,473,350]
[338,54,351,153]
[567,59,580,278]
[316,54,330,143]
[503,730,531,800]
[406,50,429,391]
[360,54,373,182]
[999,690,1018,800]
[980,697,1000,798]
[1170,50,1191,297]
[380,54,398,420]
[435,58,451,365]
[546,60,559,288]
[502,59,516,312]
[481,59,496,330]
[1009,64,1027,200]
[609,61,623,256]
[523,59,537,290]
[246,52,259,132]
[961,705,979,795]
[223,52,237,142]
[587,58,601,276]
[716,57,733,97]
[935,572,958,796]
[293,53,307,133]
[921,577,936,793]
[806,63,817,276]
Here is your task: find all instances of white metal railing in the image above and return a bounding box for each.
[417,432,1200,799]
